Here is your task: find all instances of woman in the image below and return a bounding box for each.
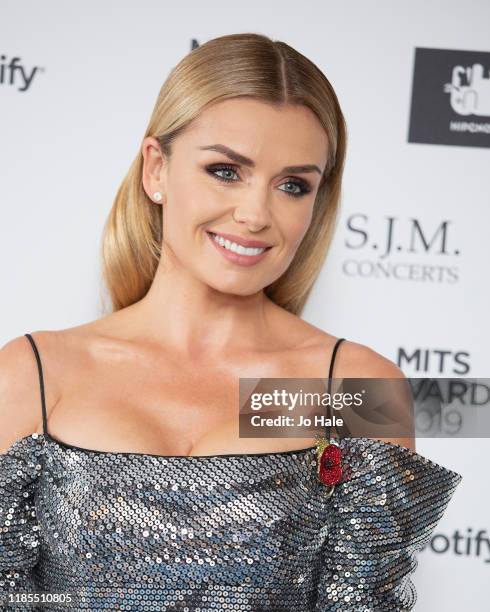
[0,33,462,610]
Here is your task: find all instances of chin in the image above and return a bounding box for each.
[204,278,265,298]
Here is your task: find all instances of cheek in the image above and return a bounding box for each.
[166,172,224,229]
[279,205,314,250]
[163,193,205,241]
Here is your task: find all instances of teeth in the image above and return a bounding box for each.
[212,233,266,256]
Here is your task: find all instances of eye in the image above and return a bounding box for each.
[206,164,239,182]
[205,164,312,198]
[278,180,312,198]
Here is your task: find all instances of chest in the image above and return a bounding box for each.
[46,344,326,455]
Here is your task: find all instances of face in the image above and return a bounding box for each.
[142,97,329,296]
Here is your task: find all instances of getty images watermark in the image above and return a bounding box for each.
[238,377,490,439]
[247,387,360,428]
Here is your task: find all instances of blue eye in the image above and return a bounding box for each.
[207,165,239,182]
[278,181,311,197]
[205,164,312,199]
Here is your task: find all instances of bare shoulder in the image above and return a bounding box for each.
[0,320,115,454]
[326,337,415,452]
[294,326,416,451]
[275,311,404,379]
[0,331,61,452]
[335,339,405,379]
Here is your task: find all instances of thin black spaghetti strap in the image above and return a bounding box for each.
[326,337,346,442]
[24,333,48,436]
[327,337,346,394]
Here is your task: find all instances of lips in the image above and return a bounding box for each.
[206,231,272,249]
[206,230,272,267]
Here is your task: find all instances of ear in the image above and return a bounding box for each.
[141,136,167,204]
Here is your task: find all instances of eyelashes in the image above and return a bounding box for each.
[205,163,312,199]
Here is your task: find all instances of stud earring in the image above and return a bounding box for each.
[153,191,163,202]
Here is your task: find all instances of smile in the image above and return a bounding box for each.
[206,232,272,267]
[211,233,266,255]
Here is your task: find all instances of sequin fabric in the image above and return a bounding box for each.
[0,432,462,611]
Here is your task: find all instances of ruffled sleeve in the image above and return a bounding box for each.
[315,437,463,612]
[0,433,44,608]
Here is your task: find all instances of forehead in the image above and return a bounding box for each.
[180,97,329,170]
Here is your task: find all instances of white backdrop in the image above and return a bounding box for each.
[1,1,488,609]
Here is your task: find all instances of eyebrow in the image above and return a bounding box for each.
[198,144,323,176]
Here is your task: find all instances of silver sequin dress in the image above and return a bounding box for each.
[0,335,463,611]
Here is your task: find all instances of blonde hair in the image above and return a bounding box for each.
[101,32,347,316]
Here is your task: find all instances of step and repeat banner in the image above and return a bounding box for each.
[1,1,488,609]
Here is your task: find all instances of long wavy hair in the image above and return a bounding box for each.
[101,32,347,316]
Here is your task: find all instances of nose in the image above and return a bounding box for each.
[232,190,272,232]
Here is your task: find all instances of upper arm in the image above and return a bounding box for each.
[336,340,416,452]
[0,335,42,453]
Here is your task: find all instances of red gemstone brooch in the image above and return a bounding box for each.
[315,436,343,498]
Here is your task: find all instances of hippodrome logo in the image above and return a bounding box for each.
[0,54,43,91]
[444,63,490,121]
[421,528,490,563]
[408,47,490,149]
[342,214,459,283]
